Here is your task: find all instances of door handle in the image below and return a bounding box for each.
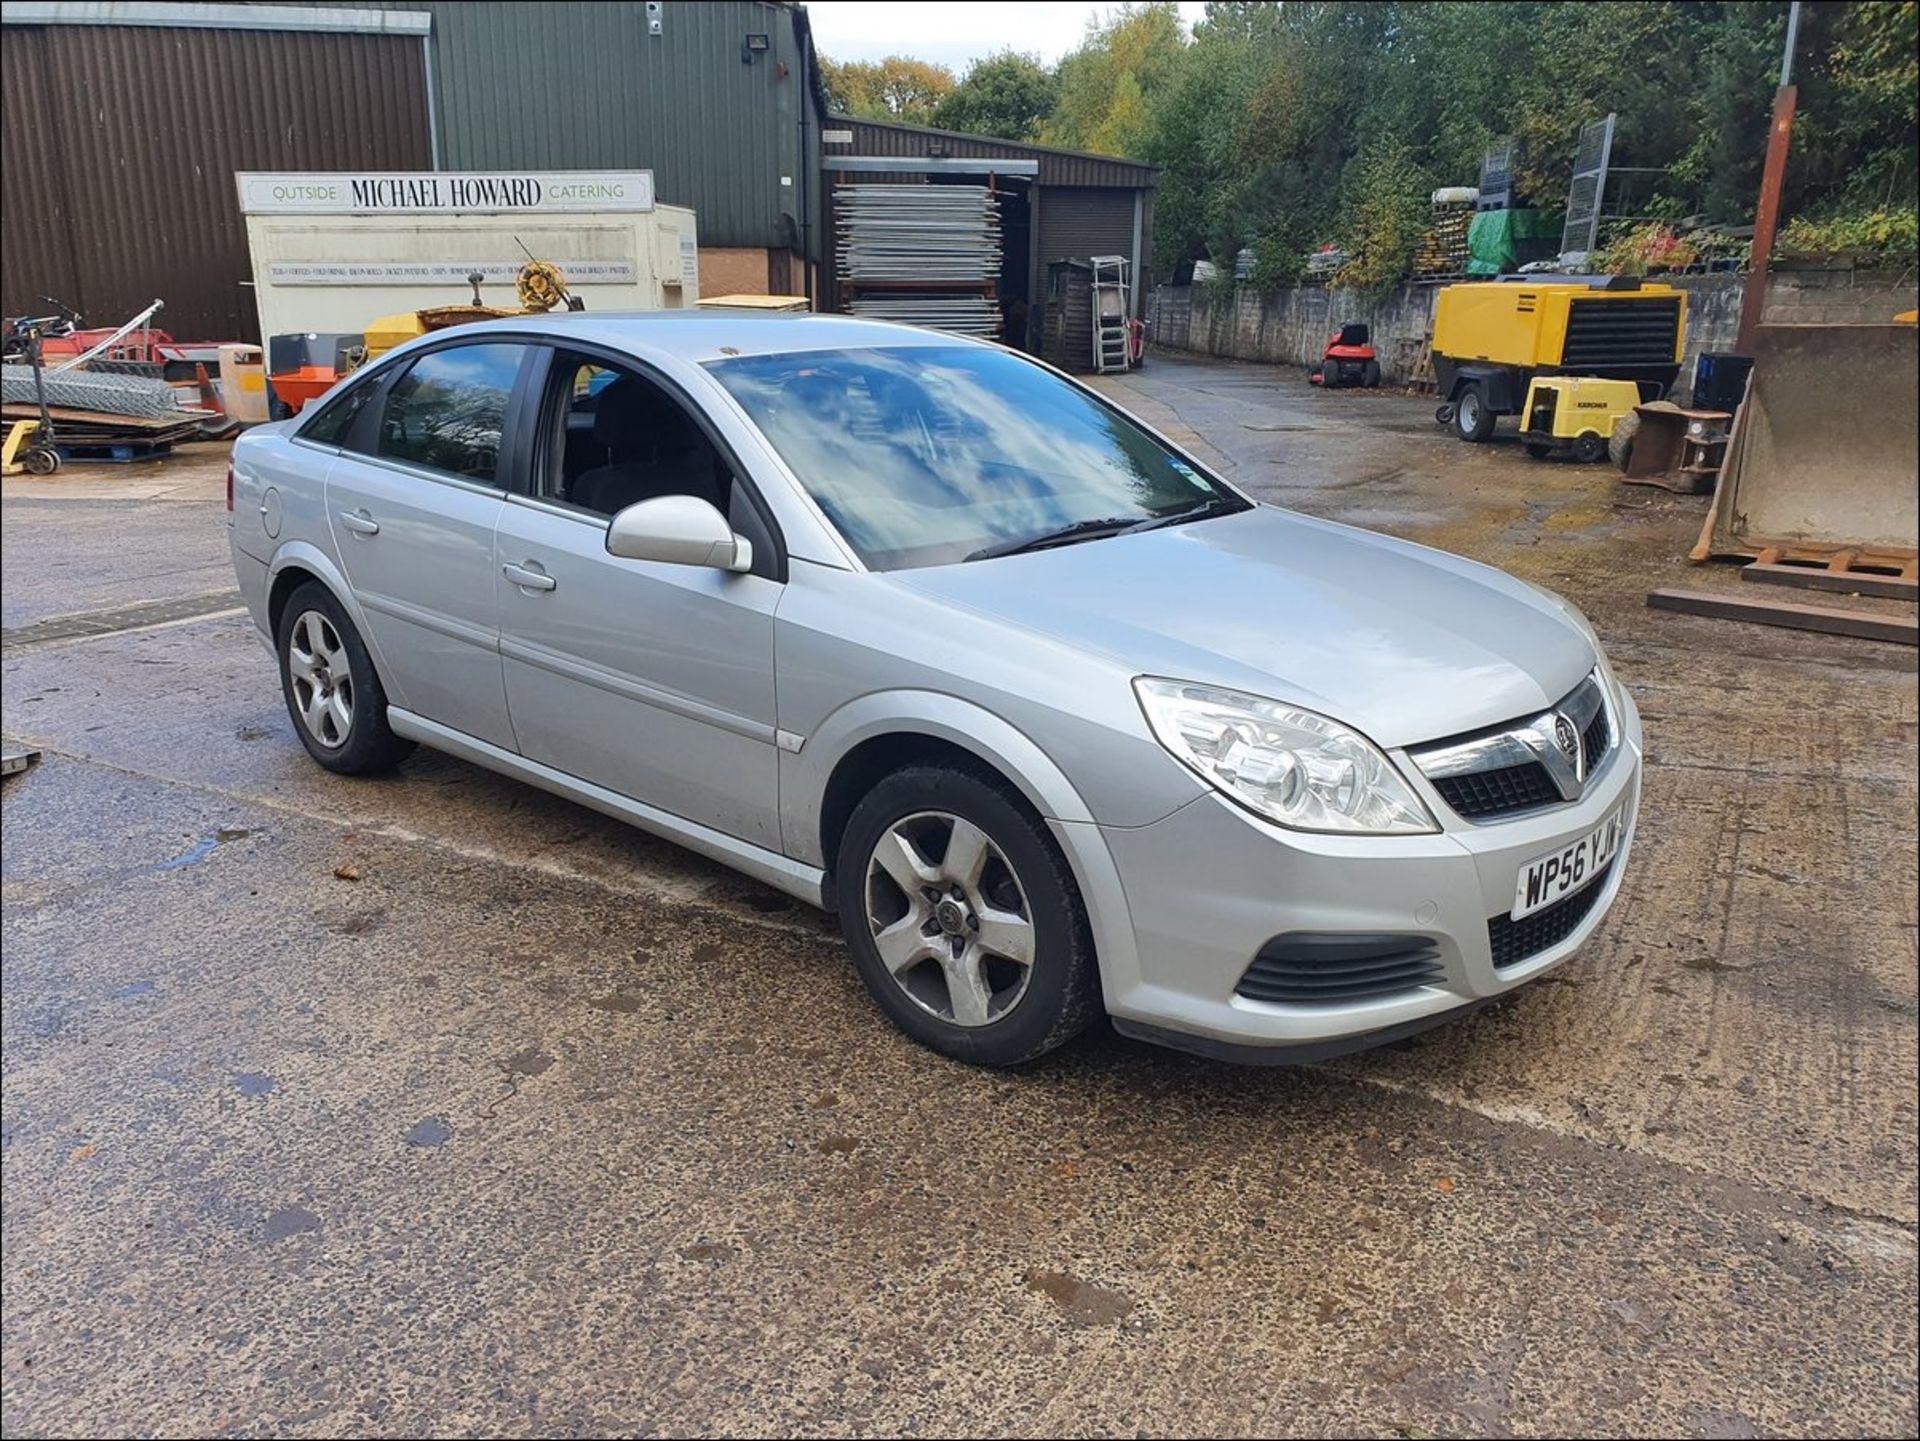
[502,562,557,592]
[338,509,380,536]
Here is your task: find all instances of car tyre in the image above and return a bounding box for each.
[835,763,1100,1067]
[1361,359,1381,388]
[1572,430,1607,464]
[276,580,414,775]
[1454,382,1497,442]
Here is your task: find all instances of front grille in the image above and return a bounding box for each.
[1411,671,1616,824]
[1488,862,1615,968]
[1560,298,1681,370]
[1236,935,1444,1005]
[1582,705,1611,768]
[1433,761,1561,819]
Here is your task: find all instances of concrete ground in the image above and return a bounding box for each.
[3,356,1915,1438]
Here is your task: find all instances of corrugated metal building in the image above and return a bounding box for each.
[822,114,1156,355]
[1,0,825,339]
[0,2,1152,351]
[1,5,433,340]
[358,0,824,294]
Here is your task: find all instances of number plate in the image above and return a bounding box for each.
[1511,806,1626,921]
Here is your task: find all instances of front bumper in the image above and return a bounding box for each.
[1070,685,1643,1059]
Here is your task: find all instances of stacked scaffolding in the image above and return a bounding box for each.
[835,184,1003,337]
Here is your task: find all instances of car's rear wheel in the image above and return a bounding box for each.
[1572,430,1607,464]
[835,764,1099,1066]
[276,581,413,775]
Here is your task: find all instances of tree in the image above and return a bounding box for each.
[821,55,956,125]
[831,2,1918,284]
[1042,2,1186,156]
[932,51,1058,142]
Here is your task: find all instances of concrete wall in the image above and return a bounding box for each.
[1148,268,1919,386]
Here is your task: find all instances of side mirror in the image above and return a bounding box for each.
[605,494,754,573]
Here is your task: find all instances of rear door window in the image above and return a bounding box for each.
[375,343,525,485]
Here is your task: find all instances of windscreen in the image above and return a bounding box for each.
[707,345,1235,570]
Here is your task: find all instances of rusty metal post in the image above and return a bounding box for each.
[1738,1,1803,353]
[1738,85,1798,352]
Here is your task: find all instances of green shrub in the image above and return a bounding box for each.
[1778,206,1919,263]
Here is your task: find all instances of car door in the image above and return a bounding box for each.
[492,347,784,848]
[325,340,531,752]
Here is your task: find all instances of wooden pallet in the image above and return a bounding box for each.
[1741,548,1919,601]
[56,441,176,464]
[1406,348,1437,396]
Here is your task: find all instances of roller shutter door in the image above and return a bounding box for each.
[1037,187,1135,269]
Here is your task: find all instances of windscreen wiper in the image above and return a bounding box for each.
[965,515,1144,562]
[1117,494,1252,535]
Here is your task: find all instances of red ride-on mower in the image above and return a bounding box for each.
[1313,323,1381,388]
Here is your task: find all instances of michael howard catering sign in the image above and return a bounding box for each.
[236,171,657,216]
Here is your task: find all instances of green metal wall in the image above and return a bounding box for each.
[380,0,820,252]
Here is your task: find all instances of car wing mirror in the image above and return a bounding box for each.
[605,494,754,573]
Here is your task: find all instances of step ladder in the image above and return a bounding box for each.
[1090,255,1131,374]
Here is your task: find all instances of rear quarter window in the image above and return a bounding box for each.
[296,377,375,447]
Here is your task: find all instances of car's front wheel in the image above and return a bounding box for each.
[276,581,414,775]
[836,763,1100,1066]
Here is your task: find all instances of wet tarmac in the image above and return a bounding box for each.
[3,358,1915,1436]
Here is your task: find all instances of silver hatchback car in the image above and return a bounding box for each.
[228,314,1640,1067]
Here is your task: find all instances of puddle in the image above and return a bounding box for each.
[1025,1269,1135,1327]
[1681,955,1749,973]
[232,1072,274,1099]
[680,1242,732,1262]
[317,905,386,937]
[112,979,155,999]
[815,1135,860,1155]
[586,991,644,1014]
[503,1048,554,1077]
[156,827,253,871]
[264,1206,321,1243]
[405,1116,453,1148]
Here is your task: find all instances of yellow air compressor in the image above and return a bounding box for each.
[1430,277,1686,443]
[1518,376,1644,462]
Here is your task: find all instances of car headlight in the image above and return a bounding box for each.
[1133,678,1437,835]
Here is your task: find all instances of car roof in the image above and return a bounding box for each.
[446,310,986,364]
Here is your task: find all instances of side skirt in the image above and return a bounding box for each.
[386,707,830,909]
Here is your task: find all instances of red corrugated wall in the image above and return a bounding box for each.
[0,23,431,341]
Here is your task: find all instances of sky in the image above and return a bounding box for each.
[805,2,1210,73]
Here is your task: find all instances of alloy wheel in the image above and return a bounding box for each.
[864,810,1036,1028]
[286,609,354,749]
